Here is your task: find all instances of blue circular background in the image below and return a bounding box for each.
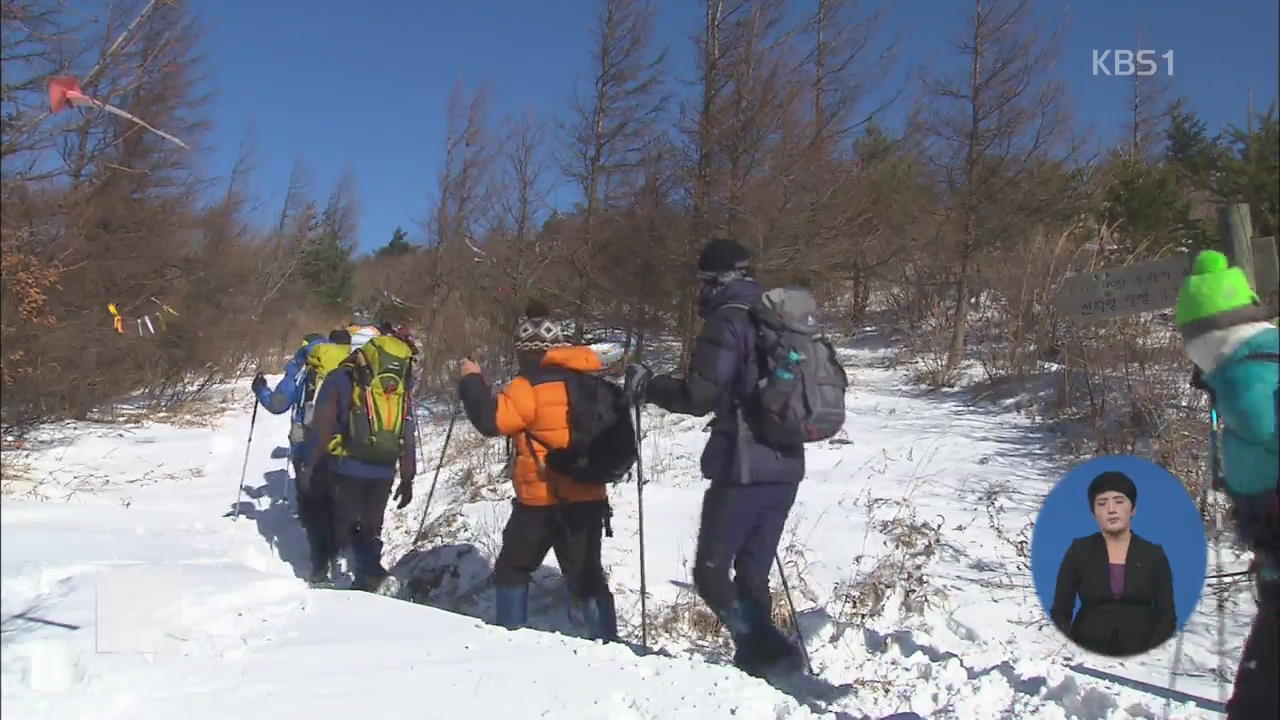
[1030,454,1208,635]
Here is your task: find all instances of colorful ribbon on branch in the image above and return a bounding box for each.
[107,298,179,336]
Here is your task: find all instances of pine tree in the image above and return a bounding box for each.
[376,226,413,259]
[300,175,358,309]
[1217,106,1279,238]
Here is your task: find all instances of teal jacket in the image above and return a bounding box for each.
[1206,325,1279,496]
[1204,324,1279,573]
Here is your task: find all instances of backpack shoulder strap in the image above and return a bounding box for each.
[525,429,554,450]
[521,431,567,504]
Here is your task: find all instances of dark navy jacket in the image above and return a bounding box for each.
[647,279,805,486]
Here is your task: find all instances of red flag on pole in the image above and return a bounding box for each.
[48,75,190,149]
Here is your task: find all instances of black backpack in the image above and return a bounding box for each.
[527,371,637,485]
[726,287,848,446]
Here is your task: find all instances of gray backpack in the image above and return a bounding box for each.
[728,287,848,446]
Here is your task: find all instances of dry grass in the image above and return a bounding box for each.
[835,489,947,628]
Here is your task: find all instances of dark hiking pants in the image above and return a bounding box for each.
[294,460,336,572]
[1229,581,1279,720]
[693,482,799,618]
[332,473,394,582]
[494,500,610,599]
[693,482,801,673]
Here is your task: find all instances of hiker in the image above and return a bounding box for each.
[1049,471,1176,657]
[1176,250,1279,720]
[625,238,808,678]
[392,324,418,354]
[298,333,418,592]
[348,316,381,350]
[457,301,620,641]
[251,329,350,583]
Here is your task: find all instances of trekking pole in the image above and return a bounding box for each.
[1209,408,1228,705]
[633,401,649,647]
[414,409,458,542]
[1169,412,1216,715]
[775,553,813,675]
[232,399,260,520]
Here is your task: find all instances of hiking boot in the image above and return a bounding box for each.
[581,592,619,642]
[495,583,529,629]
[308,560,331,585]
[351,566,389,593]
[733,628,804,678]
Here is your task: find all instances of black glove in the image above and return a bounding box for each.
[394,480,413,509]
[296,464,313,494]
[1190,366,1207,391]
[1190,366,1217,405]
[625,363,652,402]
[251,373,267,394]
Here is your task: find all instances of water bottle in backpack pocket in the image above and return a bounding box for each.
[736,288,848,446]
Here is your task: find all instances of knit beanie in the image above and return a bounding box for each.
[514,300,568,352]
[1088,471,1138,510]
[1175,250,1272,340]
[697,238,753,277]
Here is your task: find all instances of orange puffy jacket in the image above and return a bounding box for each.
[458,346,609,506]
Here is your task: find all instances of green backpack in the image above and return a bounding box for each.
[337,335,414,466]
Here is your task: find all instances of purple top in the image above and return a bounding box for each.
[1109,563,1126,597]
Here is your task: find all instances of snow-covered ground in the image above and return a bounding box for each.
[1,332,1254,719]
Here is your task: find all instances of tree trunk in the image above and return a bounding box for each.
[945,249,971,381]
[679,284,698,369]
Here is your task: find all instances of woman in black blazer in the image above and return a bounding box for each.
[1050,471,1177,656]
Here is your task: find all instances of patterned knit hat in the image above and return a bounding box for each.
[514,300,568,352]
[1175,250,1272,340]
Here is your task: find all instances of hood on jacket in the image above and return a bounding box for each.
[1187,321,1275,375]
[698,278,763,319]
[542,346,604,373]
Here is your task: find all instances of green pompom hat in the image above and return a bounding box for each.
[1175,250,1271,338]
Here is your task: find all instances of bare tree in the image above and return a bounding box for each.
[680,0,782,362]
[804,0,896,154]
[1126,69,1174,161]
[431,80,495,254]
[561,0,668,338]
[491,108,556,310]
[923,0,1070,381]
[422,80,497,351]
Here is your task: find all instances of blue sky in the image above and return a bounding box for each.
[1030,454,1208,638]
[194,0,1280,254]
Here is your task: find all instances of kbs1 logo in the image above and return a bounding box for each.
[1092,50,1174,76]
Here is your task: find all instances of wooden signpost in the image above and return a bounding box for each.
[1056,252,1194,323]
[1055,204,1280,324]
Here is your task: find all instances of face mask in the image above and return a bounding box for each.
[698,280,721,306]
